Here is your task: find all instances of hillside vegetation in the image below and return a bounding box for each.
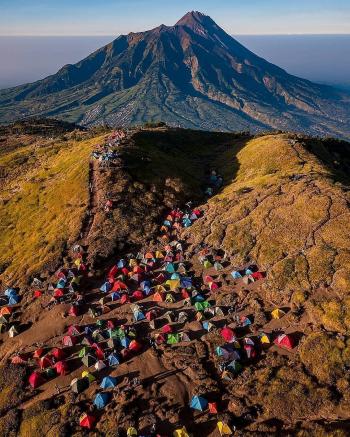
[0,128,100,286]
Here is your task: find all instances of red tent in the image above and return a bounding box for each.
[133,266,144,274]
[39,355,53,369]
[162,324,172,334]
[181,289,190,299]
[112,280,128,291]
[67,325,81,336]
[252,271,264,280]
[146,310,156,321]
[33,348,44,359]
[55,360,69,376]
[121,267,129,276]
[274,333,294,350]
[34,290,42,298]
[63,335,77,347]
[107,320,115,329]
[69,305,79,317]
[208,402,218,414]
[79,413,96,429]
[54,289,65,298]
[204,275,215,283]
[52,348,65,360]
[108,265,118,278]
[221,327,235,343]
[132,290,144,301]
[29,371,44,388]
[120,294,129,304]
[129,340,142,352]
[209,282,219,291]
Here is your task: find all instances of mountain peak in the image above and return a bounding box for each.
[175,11,214,28]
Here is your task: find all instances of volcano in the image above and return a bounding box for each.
[1,11,349,137]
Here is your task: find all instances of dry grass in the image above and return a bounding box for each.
[0,133,103,285]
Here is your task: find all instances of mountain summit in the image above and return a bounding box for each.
[0,12,349,137]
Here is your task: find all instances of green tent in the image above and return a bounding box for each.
[167,333,180,345]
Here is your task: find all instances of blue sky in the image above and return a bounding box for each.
[1,0,350,36]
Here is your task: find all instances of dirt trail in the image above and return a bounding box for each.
[80,159,100,246]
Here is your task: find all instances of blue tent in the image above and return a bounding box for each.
[165,263,175,274]
[56,278,66,289]
[110,292,120,301]
[133,310,145,322]
[93,392,110,409]
[117,259,126,268]
[120,337,131,348]
[183,218,192,228]
[100,282,111,293]
[180,277,192,288]
[100,376,117,389]
[190,395,208,411]
[171,273,181,280]
[4,288,16,297]
[140,281,151,295]
[231,271,242,279]
[108,353,120,367]
[245,268,253,276]
[8,294,20,305]
[163,220,172,227]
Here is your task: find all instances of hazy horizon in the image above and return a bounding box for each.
[1,34,349,91]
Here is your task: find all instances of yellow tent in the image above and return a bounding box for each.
[173,427,190,437]
[81,370,95,383]
[165,279,180,291]
[165,293,175,303]
[127,427,138,437]
[217,421,233,436]
[271,308,285,319]
[154,285,166,293]
[155,251,164,259]
[260,333,270,344]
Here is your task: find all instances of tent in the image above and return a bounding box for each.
[231,271,242,279]
[127,428,138,437]
[227,360,242,374]
[260,333,270,344]
[209,402,218,414]
[71,377,89,393]
[63,335,77,347]
[203,260,213,269]
[52,348,65,360]
[93,392,110,409]
[165,279,180,291]
[217,421,233,436]
[221,327,235,343]
[190,395,208,411]
[29,371,44,389]
[82,354,97,367]
[173,427,190,437]
[67,325,81,336]
[108,353,120,366]
[271,308,285,319]
[82,370,95,383]
[100,282,112,293]
[55,360,69,376]
[274,333,294,350]
[129,340,142,353]
[39,355,53,369]
[165,293,175,303]
[214,262,223,271]
[100,376,117,389]
[8,325,18,337]
[79,413,95,430]
[167,333,180,345]
[95,360,107,371]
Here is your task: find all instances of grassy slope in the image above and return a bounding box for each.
[0,132,102,286]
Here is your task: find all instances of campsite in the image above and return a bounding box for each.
[1,120,350,436]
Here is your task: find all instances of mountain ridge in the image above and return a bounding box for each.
[0,12,349,138]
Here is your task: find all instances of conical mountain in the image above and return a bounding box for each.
[0,12,349,137]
